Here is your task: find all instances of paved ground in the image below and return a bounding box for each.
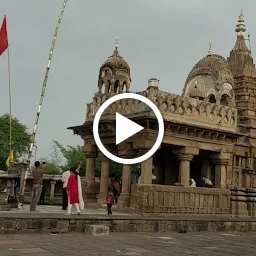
[0,232,255,256]
[1,205,255,221]
[4,204,131,216]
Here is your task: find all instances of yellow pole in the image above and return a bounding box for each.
[7,46,12,164]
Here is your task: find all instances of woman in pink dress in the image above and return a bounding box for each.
[66,162,83,215]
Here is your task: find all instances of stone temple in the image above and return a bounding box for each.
[68,11,256,216]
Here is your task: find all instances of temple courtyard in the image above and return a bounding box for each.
[0,232,255,256]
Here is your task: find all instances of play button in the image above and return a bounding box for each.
[116,113,144,145]
[93,93,164,165]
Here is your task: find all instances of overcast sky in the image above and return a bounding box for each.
[0,0,255,160]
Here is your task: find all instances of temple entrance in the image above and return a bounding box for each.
[190,150,214,187]
[153,146,179,185]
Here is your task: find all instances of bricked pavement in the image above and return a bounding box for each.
[0,232,255,256]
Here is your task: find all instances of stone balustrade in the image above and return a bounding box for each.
[86,88,237,132]
[130,184,231,214]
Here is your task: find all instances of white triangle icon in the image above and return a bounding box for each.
[116,112,144,145]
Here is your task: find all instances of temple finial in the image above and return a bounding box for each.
[236,9,246,37]
[115,37,118,49]
[208,40,213,55]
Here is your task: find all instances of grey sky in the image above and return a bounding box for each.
[0,0,255,160]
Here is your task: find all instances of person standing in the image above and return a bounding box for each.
[106,189,115,216]
[39,185,46,205]
[30,161,50,212]
[66,162,83,215]
[61,169,70,210]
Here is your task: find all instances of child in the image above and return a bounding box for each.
[106,190,115,216]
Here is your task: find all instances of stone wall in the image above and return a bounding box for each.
[230,187,256,217]
[130,185,231,214]
[1,217,256,234]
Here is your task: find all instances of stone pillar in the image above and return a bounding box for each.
[6,179,12,196]
[84,155,98,203]
[97,155,110,205]
[140,157,153,184]
[117,142,136,208]
[49,181,56,204]
[177,154,194,187]
[173,147,199,187]
[86,157,96,186]
[121,165,132,194]
[117,164,132,208]
[212,153,230,188]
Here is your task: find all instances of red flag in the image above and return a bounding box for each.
[0,16,8,55]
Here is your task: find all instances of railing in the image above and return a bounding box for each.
[130,184,231,214]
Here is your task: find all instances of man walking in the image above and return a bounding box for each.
[62,169,70,210]
[30,161,50,212]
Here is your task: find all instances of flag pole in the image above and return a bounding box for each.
[19,0,69,205]
[5,14,12,167]
[7,45,12,163]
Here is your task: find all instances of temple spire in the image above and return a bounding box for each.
[208,40,214,55]
[112,37,119,56]
[235,9,246,37]
[115,37,118,49]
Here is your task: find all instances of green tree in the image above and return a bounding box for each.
[0,114,31,171]
[44,140,141,179]
[52,141,87,175]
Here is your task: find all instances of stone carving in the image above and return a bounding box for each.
[86,87,237,132]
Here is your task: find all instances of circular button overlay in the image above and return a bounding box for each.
[93,93,164,165]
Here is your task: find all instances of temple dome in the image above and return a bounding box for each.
[99,48,131,77]
[98,38,131,95]
[185,54,234,88]
[183,43,235,107]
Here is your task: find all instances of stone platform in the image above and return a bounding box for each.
[0,205,256,234]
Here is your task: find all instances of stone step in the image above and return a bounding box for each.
[0,199,10,211]
[0,204,10,211]
[85,224,109,236]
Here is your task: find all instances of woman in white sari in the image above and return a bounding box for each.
[76,166,84,210]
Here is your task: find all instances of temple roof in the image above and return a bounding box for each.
[185,53,234,87]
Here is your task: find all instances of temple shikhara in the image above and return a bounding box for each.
[67,11,256,216]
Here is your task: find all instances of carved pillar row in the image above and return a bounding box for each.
[212,152,230,188]
[97,154,110,205]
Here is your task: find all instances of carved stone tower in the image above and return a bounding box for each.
[98,38,131,95]
[227,11,256,134]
